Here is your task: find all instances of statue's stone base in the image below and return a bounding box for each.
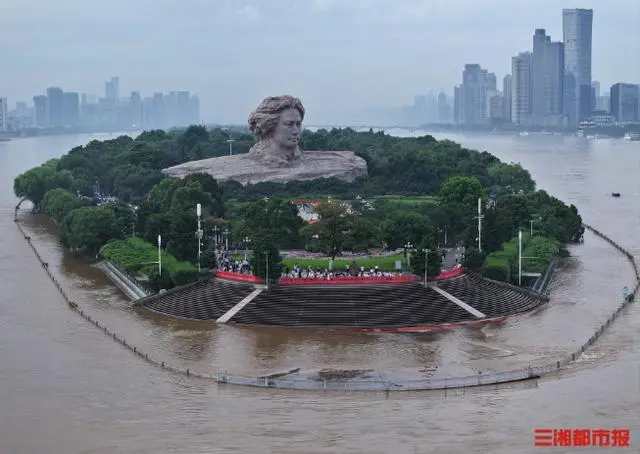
[162,150,368,186]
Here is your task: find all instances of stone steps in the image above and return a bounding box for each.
[139,278,255,320]
[435,273,541,317]
[137,274,544,327]
[229,284,473,327]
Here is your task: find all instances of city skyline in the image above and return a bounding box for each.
[0,0,637,124]
[2,75,200,132]
[449,7,640,128]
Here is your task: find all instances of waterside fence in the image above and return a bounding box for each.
[14,211,639,392]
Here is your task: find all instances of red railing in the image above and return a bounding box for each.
[432,266,464,281]
[215,270,264,284]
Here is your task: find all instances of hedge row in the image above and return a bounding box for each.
[101,237,198,289]
[482,233,559,284]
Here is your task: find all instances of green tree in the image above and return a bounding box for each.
[41,188,82,223]
[249,235,282,280]
[410,246,443,278]
[243,197,303,249]
[14,160,73,209]
[60,205,125,254]
[439,175,486,209]
[300,201,353,259]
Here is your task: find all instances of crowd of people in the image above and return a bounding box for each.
[281,264,403,280]
[218,253,252,274]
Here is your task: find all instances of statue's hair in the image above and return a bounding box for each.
[248,95,305,139]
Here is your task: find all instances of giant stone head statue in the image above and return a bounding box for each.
[247,95,305,161]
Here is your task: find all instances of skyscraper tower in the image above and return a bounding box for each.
[105,77,120,103]
[563,8,593,125]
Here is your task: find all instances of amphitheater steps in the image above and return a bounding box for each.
[139,278,256,320]
[137,274,544,326]
[228,284,473,328]
[435,273,542,318]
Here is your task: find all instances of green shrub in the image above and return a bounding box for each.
[100,237,198,289]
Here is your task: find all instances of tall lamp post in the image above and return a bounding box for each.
[223,228,229,251]
[227,138,235,156]
[474,197,484,252]
[404,242,413,269]
[196,203,203,273]
[518,229,537,287]
[157,234,162,276]
[423,248,431,287]
[244,236,251,262]
[265,250,270,289]
[212,225,220,268]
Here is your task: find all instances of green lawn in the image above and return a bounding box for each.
[374,195,438,205]
[281,253,406,272]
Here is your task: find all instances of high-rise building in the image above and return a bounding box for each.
[531,29,549,119]
[0,97,8,131]
[488,91,505,121]
[531,29,564,126]
[461,64,490,125]
[130,91,142,127]
[153,92,165,129]
[485,72,497,91]
[437,92,449,123]
[609,83,639,122]
[189,94,200,125]
[453,85,463,124]
[46,87,65,127]
[591,81,600,111]
[563,8,593,125]
[511,52,533,125]
[546,41,565,119]
[503,75,512,122]
[63,92,80,126]
[33,95,48,127]
[105,77,120,103]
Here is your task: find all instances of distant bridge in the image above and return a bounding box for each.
[306,125,426,133]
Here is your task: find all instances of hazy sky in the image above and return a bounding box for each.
[0,0,638,123]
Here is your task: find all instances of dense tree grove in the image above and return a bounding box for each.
[15,125,584,288]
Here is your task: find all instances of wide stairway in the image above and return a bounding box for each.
[137,278,256,320]
[435,273,542,318]
[229,283,474,328]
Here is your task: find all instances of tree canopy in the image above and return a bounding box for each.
[13,124,584,288]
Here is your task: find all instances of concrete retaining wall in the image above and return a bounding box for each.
[96,260,149,301]
[14,211,639,392]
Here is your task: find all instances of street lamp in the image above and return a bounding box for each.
[423,248,431,287]
[130,205,138,238]
[223,228,229,251]
[474,197,484,252]
[212,225,220,268]
[404,242,413,268]
[227,138,235,156]
[518,229,537,287]
[265,250,270,289]
[196,203,203,273]
[157,234,162,276]
[244,236,251,261]
[438,227,448,247]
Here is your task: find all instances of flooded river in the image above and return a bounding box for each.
[1,132,638,453]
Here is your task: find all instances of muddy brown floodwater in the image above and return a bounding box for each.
[1,133,638,453]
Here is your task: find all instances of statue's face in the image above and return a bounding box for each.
[272,108,302,150]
